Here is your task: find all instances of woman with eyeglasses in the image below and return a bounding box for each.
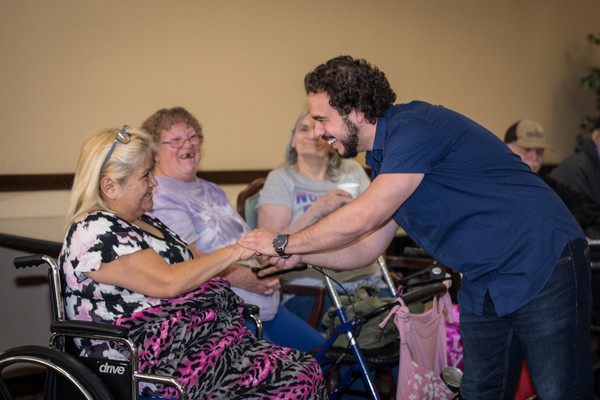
[143,107,325,353]
[59,126,327,399]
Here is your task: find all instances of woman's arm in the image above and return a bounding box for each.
[85,244,255,298]
[257,189,353,234]
[257,204,293,232]
[188,241,281,296]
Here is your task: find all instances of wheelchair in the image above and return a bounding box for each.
[0,254,263,400]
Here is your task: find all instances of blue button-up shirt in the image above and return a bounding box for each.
[366,102,584,316]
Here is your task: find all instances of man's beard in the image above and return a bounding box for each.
[339,114,360,159]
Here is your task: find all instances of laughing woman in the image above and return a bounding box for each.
[59,126,327,399]
[143,107,325,352]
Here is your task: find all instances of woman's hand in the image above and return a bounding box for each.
[309,189,353,220]
[251,264,282,295]
[232,243,258,261]
[223,264,281,295]
[257,190,354,235]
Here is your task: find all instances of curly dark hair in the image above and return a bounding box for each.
[304,56,396,124]
[141,107,203,144]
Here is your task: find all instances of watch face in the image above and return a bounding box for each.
[273,234,288,250]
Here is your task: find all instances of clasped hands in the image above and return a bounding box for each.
[237,228,302,270]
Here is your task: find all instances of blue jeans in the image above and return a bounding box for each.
[245,304,325,353]
[459,239,592,400]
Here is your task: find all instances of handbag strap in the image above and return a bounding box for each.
[436,280,454,324]
[399,280,454,324]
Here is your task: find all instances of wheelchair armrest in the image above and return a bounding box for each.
[242,304,260,318]
[50,320,130,339]
[242,304,263,339]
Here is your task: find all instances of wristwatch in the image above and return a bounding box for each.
[272,234,292,259]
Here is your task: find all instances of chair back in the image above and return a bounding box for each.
[236,178,266,230]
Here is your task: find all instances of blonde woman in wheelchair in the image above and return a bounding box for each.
[60,126,327,399]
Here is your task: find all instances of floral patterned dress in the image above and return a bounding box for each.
[59,211,327,399]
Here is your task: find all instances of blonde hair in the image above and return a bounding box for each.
[285,109,341,180]
[66,127,158,226]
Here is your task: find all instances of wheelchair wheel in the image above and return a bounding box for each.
[0,345,115,400]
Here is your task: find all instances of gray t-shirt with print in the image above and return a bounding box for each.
[256,160,383,295]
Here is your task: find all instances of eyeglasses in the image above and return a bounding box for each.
[98,125,131,181]
[526,148,544,156]
[161,134,202,148]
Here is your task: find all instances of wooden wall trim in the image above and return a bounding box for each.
[0,170,273,192]
[0,233,62,257]
[0,167,375,192]
[0,174,75,192]
[0,166,555,192]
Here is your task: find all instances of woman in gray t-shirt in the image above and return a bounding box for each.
[256,109,386,325]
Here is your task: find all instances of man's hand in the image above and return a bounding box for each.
[238,228,280,257]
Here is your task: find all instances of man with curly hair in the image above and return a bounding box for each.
[240,55,592,399]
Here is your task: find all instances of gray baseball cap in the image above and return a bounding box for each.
[504,119,553,150]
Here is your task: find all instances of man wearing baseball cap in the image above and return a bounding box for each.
[505,119,600,239]
[551,116,600,205]
[504,119,552,174]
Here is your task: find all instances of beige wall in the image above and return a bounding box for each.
[1,0,600,176]
[1,0,600,351]
[0,186,247,220]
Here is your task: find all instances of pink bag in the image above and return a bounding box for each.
[446,304,463,371]
[404,362,456,400]
[380,281,455,400]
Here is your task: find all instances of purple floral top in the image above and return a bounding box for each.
[151,176,251,253]
[151,175,280,321]
[58,211,194,323]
